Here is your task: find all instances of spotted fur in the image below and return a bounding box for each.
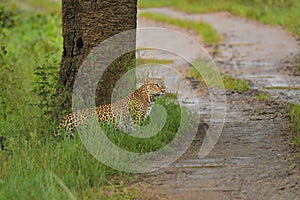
[54,79,166,137]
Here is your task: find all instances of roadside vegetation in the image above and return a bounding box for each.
[139,0,300,36]
[0,1,194,199]
[10,0,60,14]
[2,0,299,198]
[136,57,174,66]
[254,92,271,102]
[287,103,300,146]
[189,60,250,93]
[139,12,221,44]
[139,0,300,149]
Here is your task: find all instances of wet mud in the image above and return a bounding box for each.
[140,8,300,104]
[131,8,300,199]
[137,91,300,199]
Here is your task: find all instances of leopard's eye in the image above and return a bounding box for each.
[154,83,160,87]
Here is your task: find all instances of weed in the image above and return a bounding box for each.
[0,2,113,199]
[287,103,300,146]
[136,58,174,66]
[82,179,162,200]
[254,92,271,102]
[10,0,61,14]
[289,164,297,170]
[0,2,195,199]
[221,75,250,93]
[264,86,300,90]
[139,12,221,44]
[85,182,139,200]
[138,0,300,36]
[189,60,250,92]
[103,96,194,153]
[32,55,61,116]
[0,3,17,120]
[189,60,223,88]
[292,137,300,146]
[0,3,16,28]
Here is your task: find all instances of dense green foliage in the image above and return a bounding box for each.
[0,2,62,140]
[139,0,300,36]
[0,2,194,199]
[2,0,299,198]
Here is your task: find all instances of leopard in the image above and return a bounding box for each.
[54,78,166,137]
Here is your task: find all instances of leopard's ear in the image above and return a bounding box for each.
[146,78,154,83]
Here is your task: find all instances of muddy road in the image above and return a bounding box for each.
[131,8,300,200]
[137,91,299,199]
[140,8,300,104]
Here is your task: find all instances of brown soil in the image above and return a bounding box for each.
[121,8,300,200]
[139,8,300,104]
[136,90,300,199]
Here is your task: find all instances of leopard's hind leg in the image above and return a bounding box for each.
[54,113,75,138]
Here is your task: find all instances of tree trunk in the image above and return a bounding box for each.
[57,0,137,115]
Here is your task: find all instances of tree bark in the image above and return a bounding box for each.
[58,0,137,115]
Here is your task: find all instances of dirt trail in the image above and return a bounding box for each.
[134,8,300,200]
[140,8,300,104]
[140,93,299,199]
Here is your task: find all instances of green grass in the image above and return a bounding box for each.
[254,92,271,102]
[0,2,99,199]
[10,0,61,14]
[139,12,221,44]
[287,103,300,146]
[221,75,250,93]
[83,180,164,200]
[263,86,300,91]
[83,181,139,200]
[136,58,174,66]
[0,2,81,199]
[104,97,193,153]
[189,60,250,93]
[0,1,195,199]
[0,1,63,139]
[0,137,110,199]
[138,0,300,36]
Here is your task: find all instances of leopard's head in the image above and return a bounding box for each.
[138,78,166,102]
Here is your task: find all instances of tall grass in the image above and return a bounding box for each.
[139,0,300,36]
[0,2,62,139]
[0,2,102,199]
[0,1,195,199]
